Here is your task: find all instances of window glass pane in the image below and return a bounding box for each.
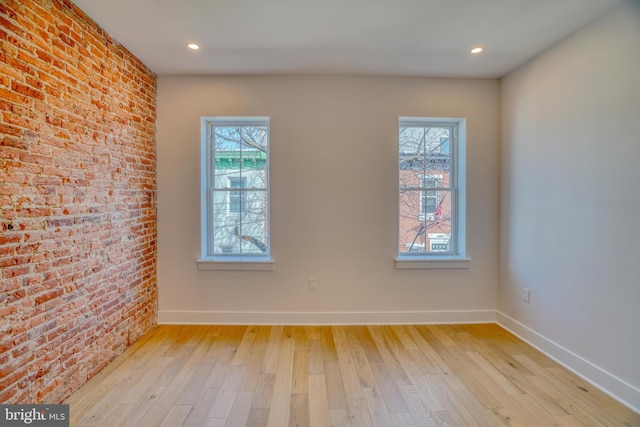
[399,126,451,188]
[424,127,451,175]
[213,125,268,189]
[242,150,268,190]
[210,191,236,255]
[400,187,452,254]
[239,126,268,190]
[237,191,269,254]
[214,126,241,188]
[210,190,268,255]
[399,126,424,189]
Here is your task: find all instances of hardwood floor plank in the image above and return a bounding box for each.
[93,403,135,427]
[448,388,501,427]
[223,391,254,427]
[467,368,512,408]
[208,365,246,418]
[253,326,271,350]
[555,414,595,426]
[232,326,258,366]
[63,324,640,427]
[289,393,310,427]
[366,326,412,386]
[389,350,446,411]
[166,330,232,427]
[414,325,481,372]
[389,412,417,427]
[293,326,308,351]
[332,326,374,427]
[362,386,395,427]
[262,326,284,374]
[292,350,309,394]
[307,337,324,375]
[329,409,353,427]
[138,336,218,426]
[183,387,224,427]
[160,404,192,427]
[239,348,266,392]
[319,327,348,410]
[108,386,166,427]
[368,362,409,414]
[405,326,452,375]
[396,384,439,427]
[514,354,617,426]
[251,374,276,409]
[246,408,269,427]
[466,351,524,395]
[308,375,330,427]
[501,393,561,427]
[353,326,384,365]
[266,338,295,427]
[66,384,114,426]
[525,374,608,426]
[203,417,226,427]
[548,366,640,424]
[350,342,378,389]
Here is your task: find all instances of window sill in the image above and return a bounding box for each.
[197,258,275,271]
[394,257,471,270]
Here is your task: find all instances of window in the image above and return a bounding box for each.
[420,175,441,220]
[200,117,271,266]
[228,177,247,214]
[398,117,467,265]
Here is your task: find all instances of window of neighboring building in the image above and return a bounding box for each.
[420,175,441,221]
[398,117,467,265]
[228,177,247,214]
[199,117,272,267]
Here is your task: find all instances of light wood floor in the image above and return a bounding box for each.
[65,324,640,426]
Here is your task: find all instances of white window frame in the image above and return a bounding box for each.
[198,117,274,271]
[396,117,469,269]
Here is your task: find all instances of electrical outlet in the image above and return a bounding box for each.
[309,278,317,290]
[522,288,530,303]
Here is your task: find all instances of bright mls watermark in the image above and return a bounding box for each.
[1,405,69,426]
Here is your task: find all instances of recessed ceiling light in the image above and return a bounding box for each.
[187,43,200,50]
[470,47,483,54]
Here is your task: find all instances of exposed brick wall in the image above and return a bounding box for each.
[0,0,157,403]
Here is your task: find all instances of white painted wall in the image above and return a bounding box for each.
[157,75,499,324]
[499,0,640,410]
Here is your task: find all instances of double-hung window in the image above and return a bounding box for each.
[199,117,272,269]
[397,117,468,268]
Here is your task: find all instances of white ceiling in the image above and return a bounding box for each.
[73,0,621,78]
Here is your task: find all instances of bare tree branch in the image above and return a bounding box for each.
[214,127,267,153]
[233,226,268,252]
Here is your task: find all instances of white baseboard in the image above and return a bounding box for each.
[158,309,496,325]
[496,311,640,414]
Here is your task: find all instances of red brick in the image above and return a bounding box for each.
[0,0,157,405]
[0,86,30,104]
[11,81,45,101]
